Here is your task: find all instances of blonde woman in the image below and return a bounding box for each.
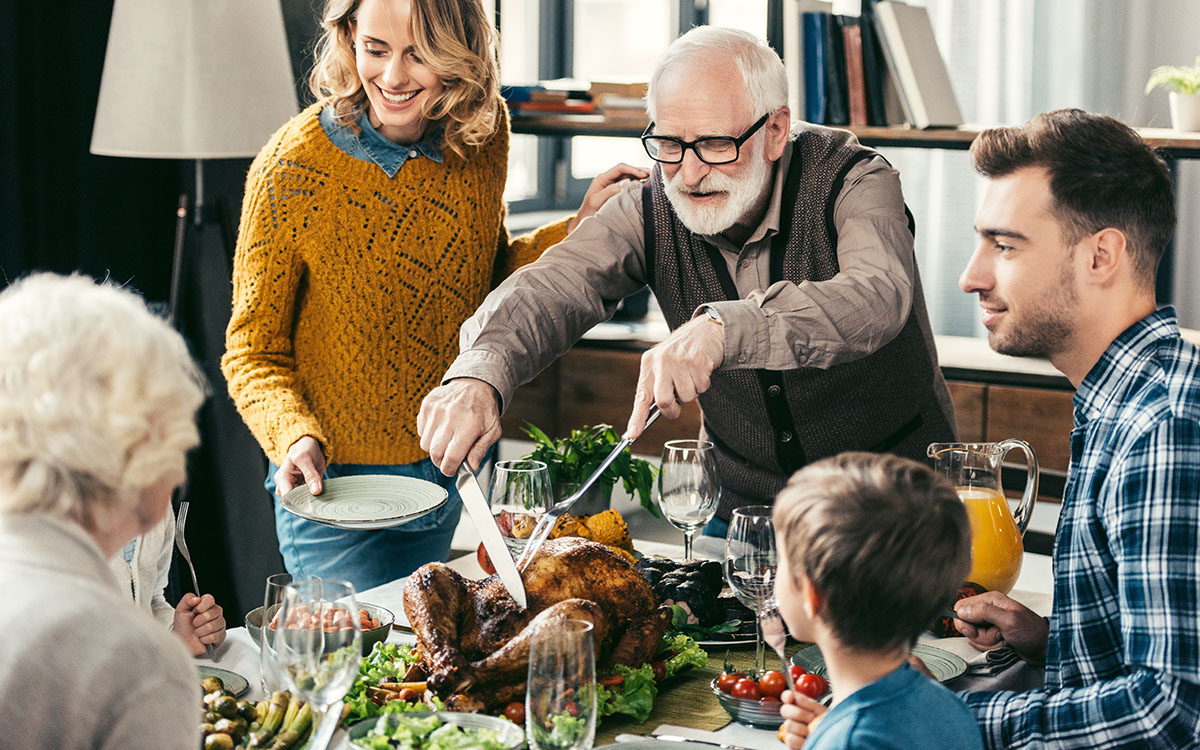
[223,0,645,590]
[0,273,207,749]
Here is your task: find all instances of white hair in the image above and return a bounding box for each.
[0,274,206,532]
[647,26,788,122]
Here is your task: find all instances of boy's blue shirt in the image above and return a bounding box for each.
[805,663,983,749]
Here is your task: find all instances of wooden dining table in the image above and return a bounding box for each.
[200,527,1052,750]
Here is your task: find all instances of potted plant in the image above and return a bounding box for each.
[521,423,659,517]
[1146,57,1200,131]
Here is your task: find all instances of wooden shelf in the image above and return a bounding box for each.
[509,114,1200,157]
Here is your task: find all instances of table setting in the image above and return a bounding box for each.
[192,434,1053,750]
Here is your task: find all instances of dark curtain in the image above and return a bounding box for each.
[0,1,322,624]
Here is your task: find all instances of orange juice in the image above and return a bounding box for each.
[957,486,1023,593]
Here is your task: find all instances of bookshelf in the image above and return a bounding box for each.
[509,113,1200,158]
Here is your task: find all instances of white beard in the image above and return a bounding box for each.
[663,139,773,236]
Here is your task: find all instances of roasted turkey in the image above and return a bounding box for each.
[403,536,671,710]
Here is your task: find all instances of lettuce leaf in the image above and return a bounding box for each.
[661,634,708,678]
[596,663,658,722]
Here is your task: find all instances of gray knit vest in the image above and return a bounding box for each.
[643,124,955,519]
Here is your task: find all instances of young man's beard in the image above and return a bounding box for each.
[664,139,773,236]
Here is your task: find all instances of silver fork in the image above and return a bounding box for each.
[174,500,219,662]
[760,605,797,694]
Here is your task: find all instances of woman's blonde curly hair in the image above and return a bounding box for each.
[0,274,206,536]
[309,0,501,159]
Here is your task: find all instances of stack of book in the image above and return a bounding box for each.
[503,79,648,121]
[786,0,961,130]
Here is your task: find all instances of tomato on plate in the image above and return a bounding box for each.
[503,701,525,724]
[731,677,762,700]
[716,671,742,694]
[796,673,829,700]
[758,670,786,698]
[788,664,807,684]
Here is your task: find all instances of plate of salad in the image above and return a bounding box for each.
[344,711,524,750]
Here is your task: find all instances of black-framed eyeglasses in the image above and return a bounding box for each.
[640,112,771,165]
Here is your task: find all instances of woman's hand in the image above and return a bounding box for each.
[566,162,649,233]
[779,689,828,748]
[274,436,327,496]
[173,593,226,657]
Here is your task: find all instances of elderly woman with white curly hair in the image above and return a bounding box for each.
[0,273,208,749]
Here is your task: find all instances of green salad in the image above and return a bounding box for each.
[595,634,707,723]
[345,643,445,724]
[352,714,512,750]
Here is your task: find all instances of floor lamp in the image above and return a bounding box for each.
[90,0,298,325]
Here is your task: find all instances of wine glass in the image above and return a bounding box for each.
[724,505,777,671]
[490,459,554,557]
[271,578,362,750]
[526,619,597,750]
[259,572,292,694]
[656,439,720,560]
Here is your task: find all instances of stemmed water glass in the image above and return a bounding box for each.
[724,505,777,671]
[271,578,362,750]
[490,459,554,557]
[656,439,720,561]
[526,619,597,750]
[259,572,292,694]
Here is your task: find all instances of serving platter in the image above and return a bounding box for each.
[791,642,968,683]
[197,666,249,697]
[281,475,447,529]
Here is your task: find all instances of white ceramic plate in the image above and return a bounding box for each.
[343,710,524,750]
[281,475,447,530]
[792,642,968,683]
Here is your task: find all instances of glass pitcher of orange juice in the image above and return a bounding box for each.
[926,440,1039,594]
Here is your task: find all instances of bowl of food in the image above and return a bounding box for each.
[346,710,525,750]
[245,602,393,656]
[710,669,791,729]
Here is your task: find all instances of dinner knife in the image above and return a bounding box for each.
[456,464,529,609]
[615,733,755,750]
[517,404,662,568]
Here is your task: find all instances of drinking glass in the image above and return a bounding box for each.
[490,459,554,557]
[526,619,597,750]
[258,572,292,694]
[724,505,777,671]
[271,578,362,750]
[656,439,720,560]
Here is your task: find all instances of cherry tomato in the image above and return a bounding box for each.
[651,661,666,682]
[477,543,497,575]
[796,673,829,700]
[758,670,786,698]
[565,701,580,718]
[759,694,781,703]
[788,664,807,684]
[503,702,526,725]
[716,672,741,694]
[731,677,762,700]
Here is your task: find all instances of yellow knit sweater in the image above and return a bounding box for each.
[222,100,569,466]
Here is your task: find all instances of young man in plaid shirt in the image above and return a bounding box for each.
[949,109,1200,748]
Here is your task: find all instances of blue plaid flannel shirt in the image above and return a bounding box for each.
[963,307,1200,749]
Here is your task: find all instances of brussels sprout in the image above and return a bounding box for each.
[204,733,235,750]
[213,695,239,719]
[200,676,225,694]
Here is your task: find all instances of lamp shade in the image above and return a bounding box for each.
[91,0,299,159]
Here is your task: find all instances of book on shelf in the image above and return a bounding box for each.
[858,0,891,126]
[801,11,828,124]
[509,99,598,115]
[588,79,648,99]
[873,0,963,128]
[840,16,869,126]
[822,13,850,125]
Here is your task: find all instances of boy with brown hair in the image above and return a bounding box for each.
[774,451,983,749]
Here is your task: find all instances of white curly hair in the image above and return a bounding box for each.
[0,273,207,533]
[646,26,788,123]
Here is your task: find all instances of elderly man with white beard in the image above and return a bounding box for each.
[418,26,955,524]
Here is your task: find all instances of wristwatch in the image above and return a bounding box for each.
[703,305,723,325]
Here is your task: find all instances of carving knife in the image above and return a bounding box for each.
[456,464,528,609]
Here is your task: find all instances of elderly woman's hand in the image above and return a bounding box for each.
[173,593,226,657]
[567,162,649,233]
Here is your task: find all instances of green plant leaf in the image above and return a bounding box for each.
[519,422,659,515]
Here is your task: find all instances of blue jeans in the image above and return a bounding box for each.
[267,458,464,592]
[702,515,729,539]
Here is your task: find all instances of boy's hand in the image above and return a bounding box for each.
[779,689,828,748]
[173,593,227,657]
[954,591,1048,665]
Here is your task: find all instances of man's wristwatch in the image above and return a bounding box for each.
[703,305,723,325]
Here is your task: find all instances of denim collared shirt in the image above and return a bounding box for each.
[963,306,1200,749]
[319,105,443,177]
